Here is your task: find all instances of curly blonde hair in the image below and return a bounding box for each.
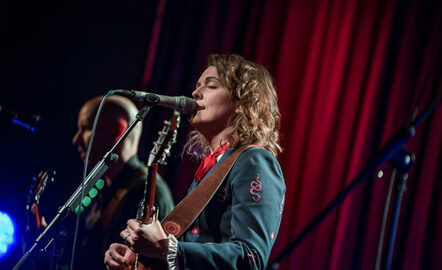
[185,54,282,158]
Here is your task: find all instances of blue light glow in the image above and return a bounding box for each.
[0,210,18,261]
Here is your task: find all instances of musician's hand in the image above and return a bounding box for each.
[104,243,136,269]
[121,219,169,261]
[41,216,48,228]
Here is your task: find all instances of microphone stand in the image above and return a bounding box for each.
[374,144,416,270]
[267,96,441,270]
[384,147,414,270]
[13,104,154,270]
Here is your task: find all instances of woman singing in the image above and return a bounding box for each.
[104,54,286,270]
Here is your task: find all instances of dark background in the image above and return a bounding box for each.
[0,1,197,268]
[1,0,441,269]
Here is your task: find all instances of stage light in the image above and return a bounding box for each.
[0,210,19,261]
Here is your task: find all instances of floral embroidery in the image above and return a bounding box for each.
[271,232,275,240]
[247,250,257,264]
[250,175,262,201]
[217,186,227,202]
[280,194,285,214]
[191,227,199,235]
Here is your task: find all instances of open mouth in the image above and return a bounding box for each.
[190,105,204,119]
[192,104,204,114]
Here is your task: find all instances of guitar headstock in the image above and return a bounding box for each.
[25,169,56,230]
[147,110,181,167]
[27,169,56,209]
[136,111,180,222]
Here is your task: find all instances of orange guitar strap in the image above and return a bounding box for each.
[161,144,258,238]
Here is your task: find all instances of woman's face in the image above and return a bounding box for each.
[191,66,235,138]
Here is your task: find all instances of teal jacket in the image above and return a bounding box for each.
[178,146,286,269]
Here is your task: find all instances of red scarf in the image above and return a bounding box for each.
[194,144,228,181]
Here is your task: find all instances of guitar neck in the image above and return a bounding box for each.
[136,164,158,224]
[144,163,158,223]
[136,111,180,224]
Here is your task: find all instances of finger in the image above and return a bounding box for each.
[144,216,153,224]
[41,216,48,228]
[122,248,136,264]
[125,225,135,236]
[106,259,127,270]
[126,219,140,230]
[125,235,135,247]
[120,231,134,247]
[109,250,123,263]
[125,224,137,240]
[110,245,130,263]
[120,230,130,242]
[105,250,126,270]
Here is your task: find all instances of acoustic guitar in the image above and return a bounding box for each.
[134,111,180,270]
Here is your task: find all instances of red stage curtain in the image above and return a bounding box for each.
[142,0,442,269]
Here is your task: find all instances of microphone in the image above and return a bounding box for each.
[0,105,41,132]
[109,89,197,114]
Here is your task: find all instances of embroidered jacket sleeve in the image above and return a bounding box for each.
[177,147,286,269]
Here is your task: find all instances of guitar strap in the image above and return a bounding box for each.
[161,144,258,238]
